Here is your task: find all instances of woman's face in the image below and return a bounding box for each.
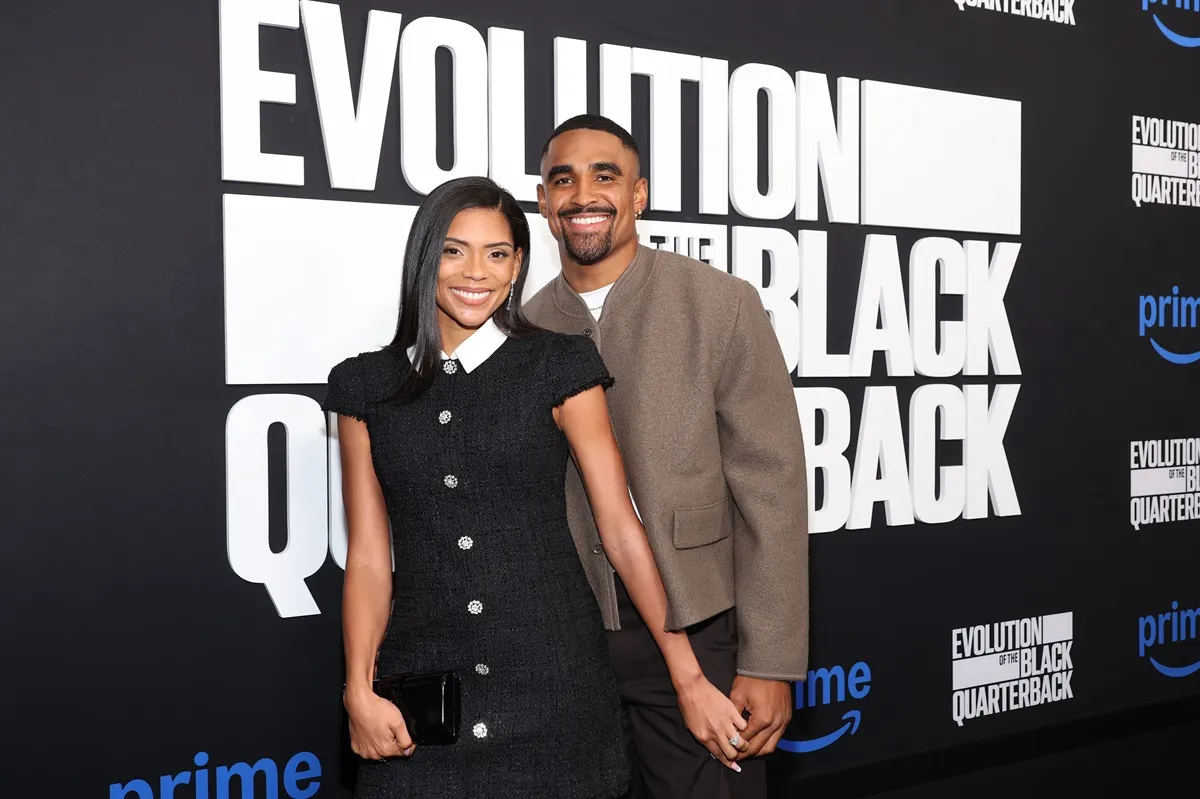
[436,207,522,332]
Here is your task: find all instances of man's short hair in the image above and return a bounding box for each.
[540,114,641,174]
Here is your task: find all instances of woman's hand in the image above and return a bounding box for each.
[674,674,749,771]
[344,689,415,761]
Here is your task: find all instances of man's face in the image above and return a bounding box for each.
[537,129,647,266]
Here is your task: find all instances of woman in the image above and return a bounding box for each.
[325,176,746,798]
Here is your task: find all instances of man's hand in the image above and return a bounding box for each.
[728,676,792,758]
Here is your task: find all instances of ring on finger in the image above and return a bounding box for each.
[729,734,742,748]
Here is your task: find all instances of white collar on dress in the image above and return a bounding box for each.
[406,317,509,374]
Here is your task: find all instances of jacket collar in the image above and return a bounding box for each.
[550,244,654,321]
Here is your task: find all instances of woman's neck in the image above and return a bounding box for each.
[437,313,483,356]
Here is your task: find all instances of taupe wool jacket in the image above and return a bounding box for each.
[524,244,809,680]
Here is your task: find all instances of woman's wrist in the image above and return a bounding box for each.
[343,676,376,704]
[660,640,705,693]
[670,666,705,696]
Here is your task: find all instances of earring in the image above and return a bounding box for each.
[635,208,642,219]
[507,279,515,310]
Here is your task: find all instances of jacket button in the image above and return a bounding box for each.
[592,543,603,554]
[583,328,594,338]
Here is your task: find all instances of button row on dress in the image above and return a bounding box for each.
[469,589,488,739]
[428,377,488,742]
[438,403,487,740]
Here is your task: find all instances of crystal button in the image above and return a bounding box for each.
[443,360,458,375]
[473,722,488,738]
[444,475,458,489]
[439,410,452,424]
[458,536,473,550]
[467,600,483,615]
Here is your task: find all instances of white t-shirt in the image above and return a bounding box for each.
[579,283,614,321]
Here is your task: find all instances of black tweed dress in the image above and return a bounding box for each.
[322,330,630,799]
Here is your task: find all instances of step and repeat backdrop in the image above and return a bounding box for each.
[3,0,1200,796]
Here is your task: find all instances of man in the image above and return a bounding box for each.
[524,113,809,799]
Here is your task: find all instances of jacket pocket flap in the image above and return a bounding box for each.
[672,497,732,550]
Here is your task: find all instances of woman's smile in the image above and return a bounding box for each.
[450,287,494,306]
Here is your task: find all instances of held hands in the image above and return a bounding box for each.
[344,688,416,761]
[674,674,749,772]
[728,676,792,758]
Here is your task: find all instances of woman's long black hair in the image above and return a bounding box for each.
[383,176,542,403]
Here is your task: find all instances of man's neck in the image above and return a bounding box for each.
[561,241,639,294]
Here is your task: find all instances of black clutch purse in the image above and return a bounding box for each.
[372,670,461,745]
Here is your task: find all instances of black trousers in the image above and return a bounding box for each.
[606,578,767,799]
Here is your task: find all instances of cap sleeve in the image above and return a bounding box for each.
[321,356,367,421]
[547,333,615,408]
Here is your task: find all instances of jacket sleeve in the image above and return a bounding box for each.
[714,278,810,681]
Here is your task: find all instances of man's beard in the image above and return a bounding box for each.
[559,208,617,266]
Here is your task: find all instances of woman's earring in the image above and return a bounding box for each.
[507,279,516,310]
[635,208,642,219]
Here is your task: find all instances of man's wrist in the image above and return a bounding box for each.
[735,666,805,683]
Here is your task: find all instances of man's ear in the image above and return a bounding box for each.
[536,182,548,218]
